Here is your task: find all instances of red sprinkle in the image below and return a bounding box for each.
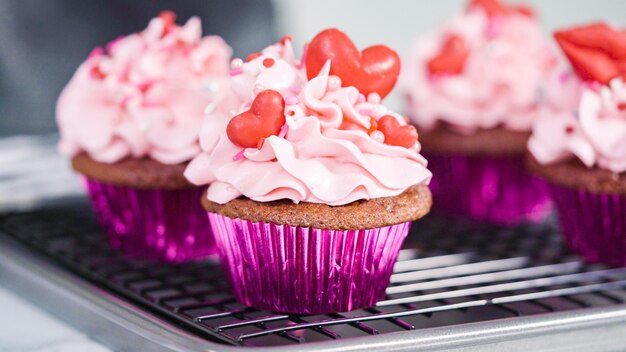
[280,35,293,46]
[246,52,262,62]
[368,117,378,134]
[263,58,275,68]
[564,125,575,134]
[618,102,626,110]
[158,11,176,36]
[90,65,106,79]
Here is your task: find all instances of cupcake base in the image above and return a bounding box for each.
[426,153,552,225]
[549,184,626,266]
[209,213,410,314]
[83,177,216,262]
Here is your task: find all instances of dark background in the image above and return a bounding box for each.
[0,0,274,137]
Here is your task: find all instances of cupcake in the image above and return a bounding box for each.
[56,12,233,262]
[399,0,557,225]
[185,30,432,313]
[527,22,626,266]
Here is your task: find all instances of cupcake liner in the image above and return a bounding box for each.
[425,153,552,225]
[83,176,216,262]
[208,213,410,314]
[549,184,626,266]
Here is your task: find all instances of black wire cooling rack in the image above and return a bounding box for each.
[2,203,626,348]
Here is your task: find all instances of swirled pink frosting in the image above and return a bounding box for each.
[400,7,557,133]
[185,41,432,205]
[57,14,232,164]
[529,78,626,173]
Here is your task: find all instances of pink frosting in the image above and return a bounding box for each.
[57,15,232,164]
[185,41,432,205]
[529,78,626,173]
[400,8,557,133]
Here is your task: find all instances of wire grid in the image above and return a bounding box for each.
[2,204,626,347]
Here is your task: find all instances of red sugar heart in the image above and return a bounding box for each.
[306,28,400,99]
[377,115,418,148]
[555,23,626,84]
[468,0,534,18]
[158,11,176,36]
[227,90,286,149]
[427,34,469,75]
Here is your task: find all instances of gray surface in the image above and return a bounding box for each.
[0,287,111,352]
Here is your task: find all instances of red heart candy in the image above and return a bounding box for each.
[306,28,400,99]
[377,115,418,148]
[227,90,286,148]
[427,34,469,75]
[468,0,508,16]
[555,23,626,84]
[158,11,176,36]
[468,0,534,18]
[512,4,535,18]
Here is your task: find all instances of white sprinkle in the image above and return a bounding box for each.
[230,58,243,69]
[203,80,220,93]
[204,103,216,115]
[610,78,624,91]
[600,86,613,108]
[370,130,385,143]
[139,120,151,133]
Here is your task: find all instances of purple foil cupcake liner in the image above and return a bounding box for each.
[549,184,626,266]
[208,213,410,314]
[426,153,552,225]
[82,176,216,263]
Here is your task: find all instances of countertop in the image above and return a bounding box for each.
[0,135,110,352]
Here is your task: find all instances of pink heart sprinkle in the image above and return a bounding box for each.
[88,47,104,60]
[120,95,132,107]
[588,81,602,92]
[285,95,299,105]
[232,149,245,161]
[230,67,243,76]
[278,124,288,138]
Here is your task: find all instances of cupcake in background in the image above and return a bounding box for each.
[528,22,626,266]
[56,12,233,262]
[185,30,432,314]
[400,0,557,225]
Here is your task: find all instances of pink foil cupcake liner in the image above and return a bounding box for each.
[83,176,216,262]
[208,213,410,314]
[549,184,626,266]
[426,153,552,225]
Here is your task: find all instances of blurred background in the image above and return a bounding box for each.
[1,0,626,137]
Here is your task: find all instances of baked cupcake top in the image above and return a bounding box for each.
[185,29,432,206]
[400,0,557,133]
[57,12,232,165]
[528,23,626,174]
